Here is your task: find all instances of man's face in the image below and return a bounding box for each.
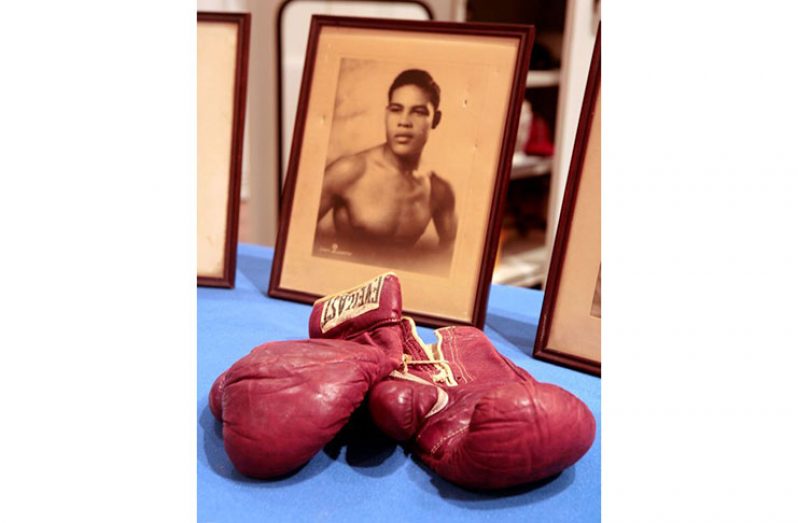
[385,84,435,158]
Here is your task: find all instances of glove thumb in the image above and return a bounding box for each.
[369,378,441,441]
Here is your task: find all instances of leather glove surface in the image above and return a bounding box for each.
[209,274,404,478]
[368,321,596,490]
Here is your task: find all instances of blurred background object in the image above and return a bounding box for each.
[197,0,599,288]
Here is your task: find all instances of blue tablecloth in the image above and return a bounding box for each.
[198,244,601,522]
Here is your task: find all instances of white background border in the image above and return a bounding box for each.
[2,1,798,521]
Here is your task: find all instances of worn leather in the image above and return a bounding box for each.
[368,321,596,490]
[209,274,405,478]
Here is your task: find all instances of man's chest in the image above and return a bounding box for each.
[343,174,433,235]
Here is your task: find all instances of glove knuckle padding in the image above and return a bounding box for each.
[218,339,388,478]
[431,382,595,489]
[210,273,406,479]
[374,322,596,490]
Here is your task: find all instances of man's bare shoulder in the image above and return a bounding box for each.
[325,151,367,175]
[325,146,387,185]
[324,150,371,186]
[429,172,455,209]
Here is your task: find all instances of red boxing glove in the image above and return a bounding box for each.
[209,274,404,478]
[367,321,596,490]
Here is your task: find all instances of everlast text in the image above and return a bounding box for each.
[320,275,384,332]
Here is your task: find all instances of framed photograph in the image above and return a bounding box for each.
[197,12,251,287]
[268,15,534,328]
[534,26,601,376]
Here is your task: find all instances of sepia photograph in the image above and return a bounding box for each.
[270,16,534,327]
[313,61,460,276]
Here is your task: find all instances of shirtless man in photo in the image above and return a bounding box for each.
[316,69,457,260]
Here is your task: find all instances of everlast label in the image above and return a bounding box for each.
[320,275,384,333]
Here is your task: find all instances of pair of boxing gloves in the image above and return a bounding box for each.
[209,274,595,490]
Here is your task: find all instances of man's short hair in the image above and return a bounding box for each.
[388,69,440,110]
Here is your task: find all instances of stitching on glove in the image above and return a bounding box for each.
[427,424,469,455]
[430,329,458,386]
[444,329,473,384]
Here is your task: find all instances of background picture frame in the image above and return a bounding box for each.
[533,26,601,376]
[269,15,535,327]
[197,12,251,288]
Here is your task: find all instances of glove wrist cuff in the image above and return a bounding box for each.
[309,273,402,339]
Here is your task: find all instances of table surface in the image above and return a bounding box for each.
[198,244,601,522]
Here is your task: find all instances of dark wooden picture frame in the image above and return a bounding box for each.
[534,26,601,376]
[275,0,434,205]
[197,12,250,288]
[269,15,534,327]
